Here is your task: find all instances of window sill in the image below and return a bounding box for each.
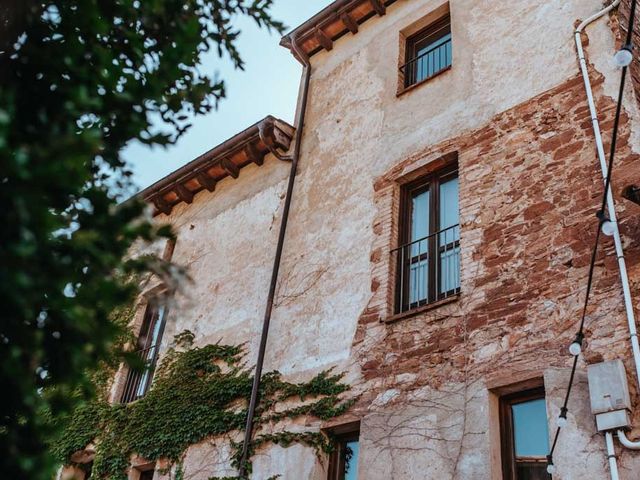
[382,294,460,324]
[396,65,451,97]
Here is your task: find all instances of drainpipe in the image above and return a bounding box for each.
[575,0,640,389]
[237,34,311,478]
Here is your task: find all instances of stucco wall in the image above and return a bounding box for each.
[106,1,640,478]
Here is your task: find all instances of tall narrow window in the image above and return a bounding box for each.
[500,388,552,480]
[401,15,452,88]
[394,164,460,314]
[120,302,167,404]
[328,428,360,480]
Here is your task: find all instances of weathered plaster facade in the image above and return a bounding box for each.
[66,0,640,478]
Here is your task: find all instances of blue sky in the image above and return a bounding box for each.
[123,1,333,191]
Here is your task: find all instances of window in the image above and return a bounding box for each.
[139,469,154,480]
[131,462,156,480]
[400,15,451,89]
[120,302,167,403]
[327,428,360,480]
[394,164,460,314]
[500,388,552,480]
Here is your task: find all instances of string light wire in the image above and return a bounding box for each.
[547,0,636,470]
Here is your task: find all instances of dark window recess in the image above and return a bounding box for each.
[120,302,167,404]
[393,165,460,314]
[139,469,155,480]
[500,388,552,480]
[328,429,360,480]
[401,15,452,88]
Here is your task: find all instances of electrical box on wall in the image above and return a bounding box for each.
[587,360,632,431]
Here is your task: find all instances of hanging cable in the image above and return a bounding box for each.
[546,0,636,473]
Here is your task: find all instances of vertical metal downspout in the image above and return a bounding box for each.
[237,35,312,478]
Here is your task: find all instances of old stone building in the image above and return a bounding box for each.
[61,0,640,479]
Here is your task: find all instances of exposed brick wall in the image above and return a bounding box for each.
[618,0,640,111]
[350,71,640,410]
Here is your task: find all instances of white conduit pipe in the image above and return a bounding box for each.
[575,0,640,391]
[618,430,640,449]
[575,2,638,478]
[606,431,621,480]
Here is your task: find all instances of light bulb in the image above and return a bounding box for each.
[569,332,584,356]
[557,415,567,428]
[547,464,556,474]
[601,220,616,236]
[569,341,582,356]
[614,47,633,68]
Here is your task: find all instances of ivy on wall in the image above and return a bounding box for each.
[51,331,354,479]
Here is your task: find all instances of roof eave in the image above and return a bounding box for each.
[138,116,295,216]
[280,0,397,58]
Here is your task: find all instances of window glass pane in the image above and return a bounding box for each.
[409,258,428,305]
[136,306,165,398]
[439,176,459,235]
[344,440,359,480]
[439,246,460,295]
[414,32,451,82]
[438,175,460,295]
[411,189,430,246]
[122,303,167,403]
[137,304,163,350]
[410,190,429,304]
[149,305,165,347]
[512,398,550,457]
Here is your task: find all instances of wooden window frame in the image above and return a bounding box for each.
[499,387,551,480]
[120,301,168,404]
[327,424,360,480]
[162,237,176,261]
[395,163,459,314]
[401,14,452,89]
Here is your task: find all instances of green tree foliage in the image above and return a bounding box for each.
[0,2,284,478]
[52,334,354,479]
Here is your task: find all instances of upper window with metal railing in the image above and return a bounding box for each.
[400,15,452,89]
[120,302,167,404]
[393,165,460,314]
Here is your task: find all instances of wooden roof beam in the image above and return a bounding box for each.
[152,195,172,215]
[175,184,194,204]
[244,143,264,166]
[196,172,216,192]
[340,12,358,34]
[315,27,333,51]
[369,0,386,16]
[221,158,240,179]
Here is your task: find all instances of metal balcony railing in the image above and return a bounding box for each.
[400,36,452,87]
[392,223,460,314]
[120,344,159,404]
